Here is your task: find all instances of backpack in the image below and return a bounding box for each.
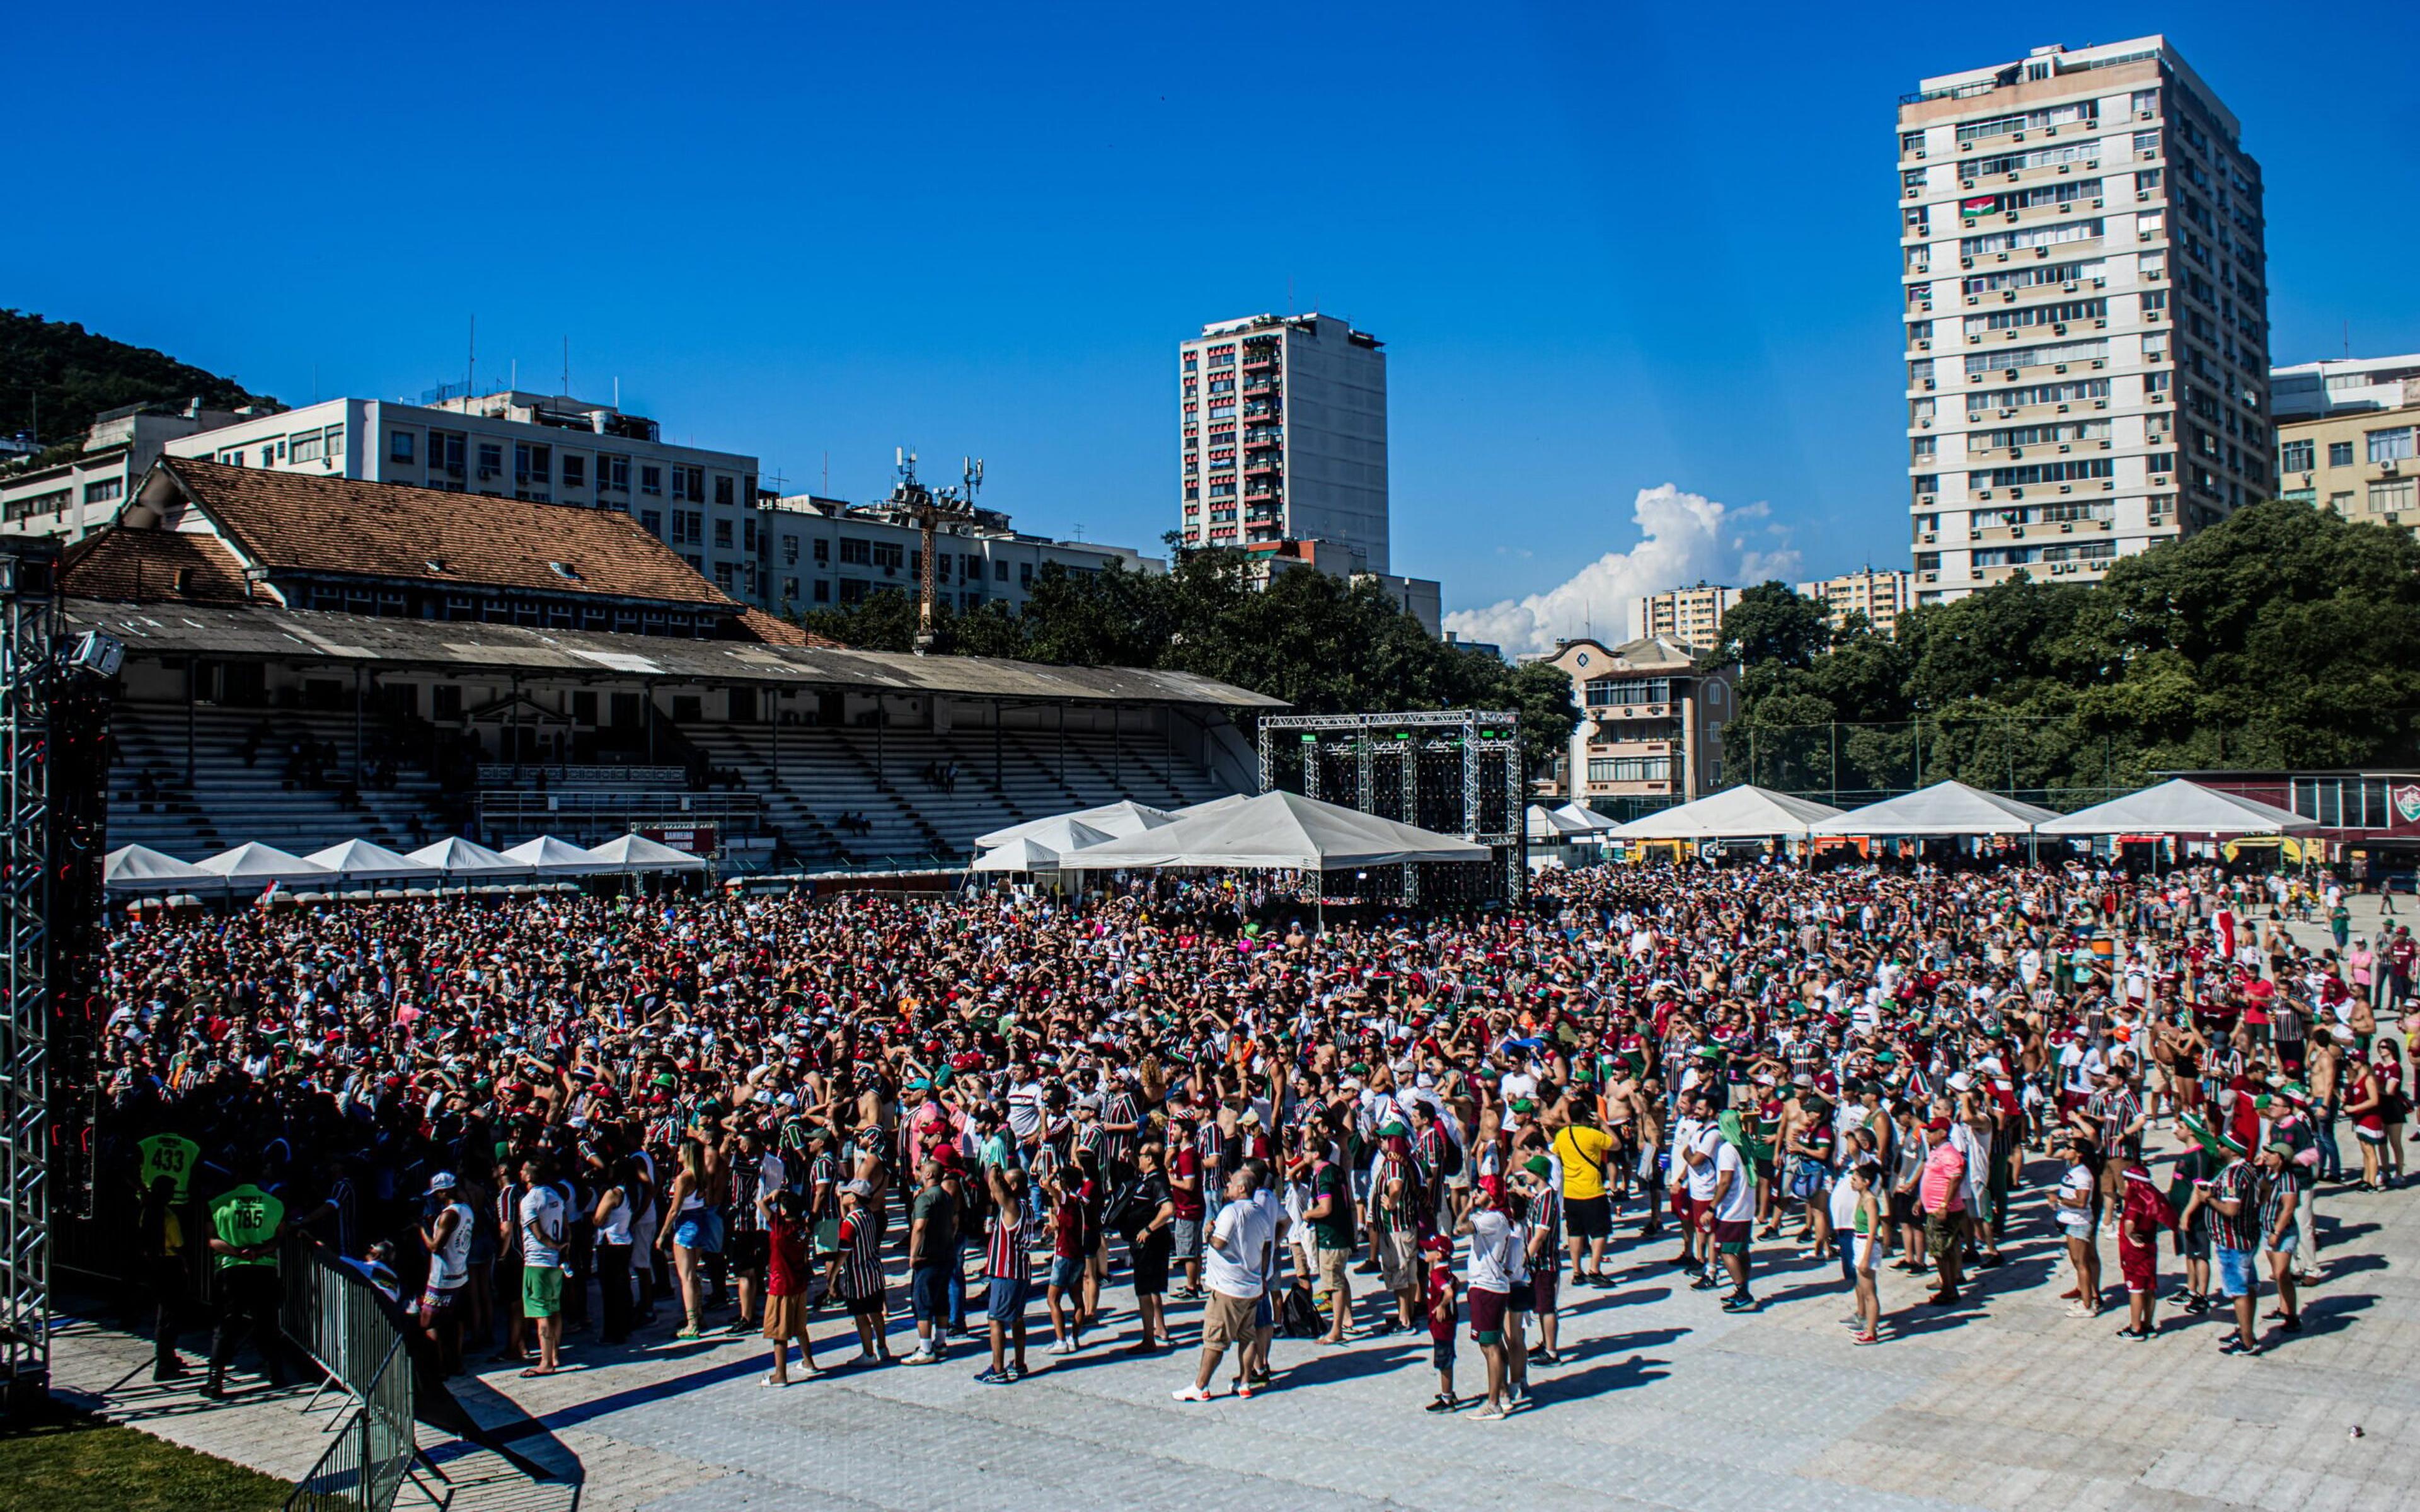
[1279,1283,1323,1339]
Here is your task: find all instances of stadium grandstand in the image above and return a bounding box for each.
[72,457,1274,870]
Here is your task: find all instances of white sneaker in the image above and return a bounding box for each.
[904,1349,940,1366]
[1046,1339,1075,1355]
[1170,1384,1214,1402]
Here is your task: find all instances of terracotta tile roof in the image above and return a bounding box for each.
[59,527,253,605]
[156,455,735,608]
[735,606,843,648]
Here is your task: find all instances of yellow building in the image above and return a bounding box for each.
[2273,366,2420,530]
[1540,636,1735,812]
[1796,567,1915,636]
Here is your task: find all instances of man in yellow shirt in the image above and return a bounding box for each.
[1552,1107,1618,1286]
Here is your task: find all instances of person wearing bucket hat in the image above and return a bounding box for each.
[2180,1120,2264,1355]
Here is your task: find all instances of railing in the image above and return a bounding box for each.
[285,1337,414,1512]
[475,789,760,827]
[277,1234,419,1512]
[475,762,689,788]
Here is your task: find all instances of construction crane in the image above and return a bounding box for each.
[887,449,983,655]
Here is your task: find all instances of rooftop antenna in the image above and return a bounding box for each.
[822,450,829,495]
[466,315,476,400]
[561,337,570,399]
[614,376,620,409]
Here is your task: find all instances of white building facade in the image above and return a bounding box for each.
[159,390,767,600]
[1899,38,2273,602]
[754,495,1160,616]
[1,401,253,537]
[1179,313,1390,573]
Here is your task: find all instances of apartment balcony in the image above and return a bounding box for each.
[1242,403,1281,423]
[1244,454,1281,476]
[1242,352,1277,370]
[1242,376,1280,394]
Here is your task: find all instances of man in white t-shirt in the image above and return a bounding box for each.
[1173,1172,1272,1402]
[517,1157,568,1376]
[1457,1183,1519,1419]
[1703,1121,1756,1310]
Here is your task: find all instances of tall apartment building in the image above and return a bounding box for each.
[1797,567,1916,636]
[1178,313,1389,573]
[1899,38,2273,602]
[2271,355,2420,533]
[1638,582,1741,646]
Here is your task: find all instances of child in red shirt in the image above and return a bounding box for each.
[2116,1158,2178,1339]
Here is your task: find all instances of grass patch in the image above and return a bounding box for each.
[0,1407,289,1511]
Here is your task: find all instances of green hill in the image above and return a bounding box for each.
[1,309,279,468]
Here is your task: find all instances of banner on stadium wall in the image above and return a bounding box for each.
[639,825,720,856]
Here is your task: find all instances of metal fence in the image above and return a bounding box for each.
[285,1336,413,1512]
[277,1234,418,1512]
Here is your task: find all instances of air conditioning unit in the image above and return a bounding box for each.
[2005,368,2021,379]
[2095,276,2109,287]
[2056,364,2070,374]
[1961,178,1977,189]
[2002,290,2017,302]
[1921,571,1939,583]
[2036,246,2050,257]
[2096,398,2111,408]
[2059,483,2074,493]
[2095,318,2109,328]
[2059,442,2071,453]
[1916,150,1928,159]
[2137,109,2153,120]
[2005,329,2020,341]
[1923,379,1935,390]
[2005,210,2020,222]
[1966,295,1979,307]
[2058,164,2071,175]
[1961,257,1975,269]
[2061,522,2075,533]
[2001,408,2017,418]
[1978,489,1994,499]
[2054,323,2069,335]
[1918,339,1931,350]
[2057,403,2071,413]
[1922,532,1938,544]
[2011,525,2027,537]
[2387,460,2404,476]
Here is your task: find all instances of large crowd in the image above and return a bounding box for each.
[100,860,2414,1416]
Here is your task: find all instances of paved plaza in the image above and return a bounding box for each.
[55,1148,2420,1512]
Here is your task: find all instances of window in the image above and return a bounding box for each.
[2328,491,2353,515]
[671,466,705,501]
[871,542,904,570]
[994,560,1009,582]
[713,476,734,506]
[743,517,756,553]
[433,685,463,719]
[560,453,585,488]
[599,454,628,492]
[477,442,503,479]
[781,576,798,601]
[640,464,663,495]
[2366,427,2414,463]
[389,430,415,463]
[428,430,466,476]
[2328,440,2354,467]
[2279,439,2313,473]
[289,430,324,464]
[838,537,870,565]
[781,537,798,566]
[83,478,122,505]
[2369,479,2416,514]
[712,563,735,590]
[2135,169,2163,195]
[813,537,829,564]
[814,579,831,602]
[639,509,663,537]
[713,518,734,549]
[515,442,550,482]
[1587,757,1671,784]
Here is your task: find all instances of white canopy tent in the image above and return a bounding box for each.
[582,834,710,873]
[968,837,1076,874]
[1551,802,1620,834]
[974,816,1115,860]
[1526,804,1584,842]
[1172,793,1254,820]
[104,844,212,893]
[1811,780,2058,837]
[976,801,1173,851]
[1610,785,1845,840]
[1056,789,1490,872]
[502,835,614,874]
[2036,779,2319,837]
[306,839,444,882]
[195,842,335,886]
[407,837,524,877]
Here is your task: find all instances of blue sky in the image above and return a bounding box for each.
[9,3,2417,641]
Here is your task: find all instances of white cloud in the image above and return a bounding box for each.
[1443,484,1801,656]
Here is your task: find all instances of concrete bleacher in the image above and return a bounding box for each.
[106,701,1243,871]
[107,702,453,857]
[684,719,1235,868]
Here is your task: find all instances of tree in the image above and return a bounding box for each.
[0,309,278,467]
[1705,581,1830,673]
[1722,500,2420,798]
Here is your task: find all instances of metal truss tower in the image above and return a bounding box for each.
[1256,709,1526,903]
[0,544,57,1412]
